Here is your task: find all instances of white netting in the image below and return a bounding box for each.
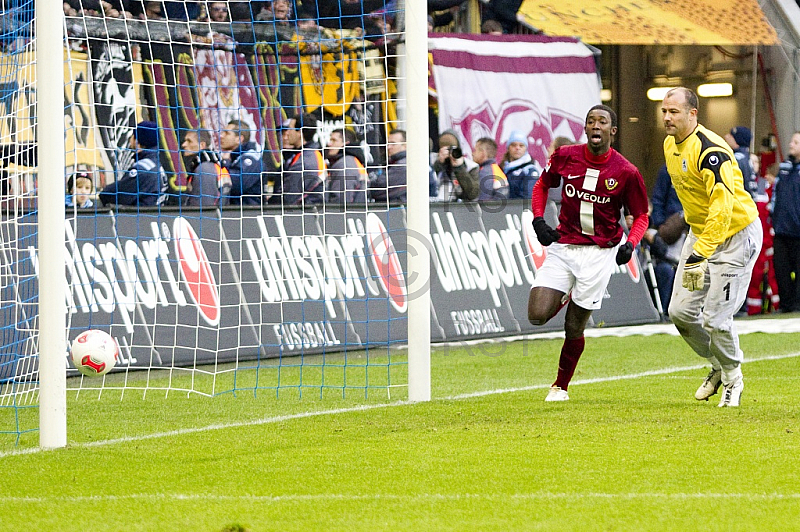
[1,0,411,444]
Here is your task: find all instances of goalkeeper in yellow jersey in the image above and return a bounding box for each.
[661,87,762,407]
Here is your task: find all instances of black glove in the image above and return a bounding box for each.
[615,241,634,265]
[532,217,560,246]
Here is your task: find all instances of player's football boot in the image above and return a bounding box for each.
[545,385,569,402]
[718,378,744,407]
[695,368,722,401]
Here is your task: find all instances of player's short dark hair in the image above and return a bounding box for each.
[587,104,617,128]
[666,87,698,112]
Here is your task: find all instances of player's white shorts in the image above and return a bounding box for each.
[531,242,618,310]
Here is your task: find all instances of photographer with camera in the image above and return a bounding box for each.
[431,129,479,201]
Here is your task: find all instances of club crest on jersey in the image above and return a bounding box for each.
[681,159,688,173]
[605,177,618,191]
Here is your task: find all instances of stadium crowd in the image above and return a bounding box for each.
[52,0,529,209]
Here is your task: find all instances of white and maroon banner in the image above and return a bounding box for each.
[429,34,601,169]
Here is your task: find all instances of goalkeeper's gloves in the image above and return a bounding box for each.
[532,217,560,246]
[682,253,708,291]
[615,241,634,265]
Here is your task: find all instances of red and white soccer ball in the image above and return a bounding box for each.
[70,329,119,377]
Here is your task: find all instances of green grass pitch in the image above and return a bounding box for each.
[1,327,800,531]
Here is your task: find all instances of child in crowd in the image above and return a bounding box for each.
[66,171,95,208]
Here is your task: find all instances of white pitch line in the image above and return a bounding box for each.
[3,492,800,504]
[2,349,799,460]
[443,350,800,400]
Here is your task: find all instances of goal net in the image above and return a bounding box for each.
[1,0,425,447]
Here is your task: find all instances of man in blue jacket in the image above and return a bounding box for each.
[369,128,407,204]
[220,119,263,205]
[771,131,800,313]
[724,126,757,198]
[99,120,167,207]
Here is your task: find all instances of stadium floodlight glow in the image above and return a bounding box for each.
[646,87,674,101]
[697,82,733,97]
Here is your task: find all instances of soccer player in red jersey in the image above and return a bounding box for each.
[527,105,650,402]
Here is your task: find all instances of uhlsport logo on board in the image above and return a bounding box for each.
[57,216,221,333]
[172,217,221,326]
[365,213,407,313]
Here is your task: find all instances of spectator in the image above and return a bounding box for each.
[226,1,271,21]
[256,0,291,21]
[765,161,779,189]
[502,130,539,200]
[64,0,133,18]
[771,131,800,313]
[370,128,407,204]
[482,0,524,34]
[139,0,165,19]
[745,159,780,315]
[428,0,467,30]
[326,128,367,205]
[99,121,167,207]
[181,129,231,207]
[300,0,386,32]
[428,0,467,10]
[281,113,326,206]
[65,171,95,209]
[473,137,508,201]
[431,129,478,201]
[750,151,771,200]
[163,1,201,20]
[220,120,263,206]
[724,126,757,198]
[481,19,504,34]
[641,164,687,315]
[548,136,574,157]
[205,1,230,22]
[429,164,438,199]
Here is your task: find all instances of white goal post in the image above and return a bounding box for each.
[38,0,67,449]
[402,0,431,402]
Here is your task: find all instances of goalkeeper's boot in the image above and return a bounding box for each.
[695,368,722,401]
[718,377,744,407]
[545,385,569,402]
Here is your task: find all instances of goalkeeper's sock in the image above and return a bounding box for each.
[554,336,585,390]
[721,365,743,386]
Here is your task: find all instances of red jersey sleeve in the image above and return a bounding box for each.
[531,177,548,217]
